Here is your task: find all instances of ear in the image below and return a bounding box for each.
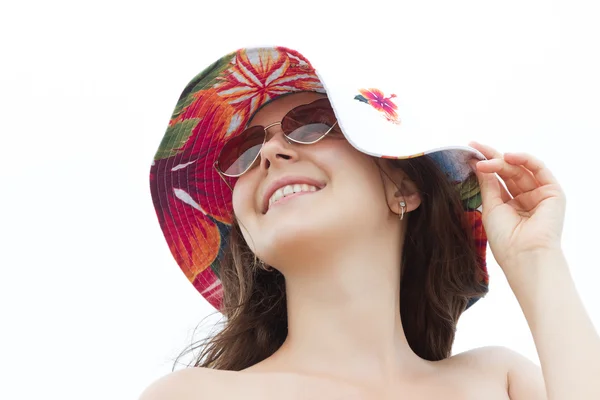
[388,179,421,218]
[380,164,421,218]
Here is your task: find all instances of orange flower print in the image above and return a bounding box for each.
[354,88,401,124]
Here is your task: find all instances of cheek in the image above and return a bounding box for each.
[321,142,382,191]
[231,176,256,219]
[316,143,389,216]
[231,177,261,253]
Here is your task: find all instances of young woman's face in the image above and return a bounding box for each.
[231,92,412,270]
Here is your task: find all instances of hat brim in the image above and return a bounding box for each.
[149,46,489,311]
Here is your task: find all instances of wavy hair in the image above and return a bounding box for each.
[172,155,488,370]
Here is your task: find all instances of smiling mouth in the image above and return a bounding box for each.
[265,186,324,213]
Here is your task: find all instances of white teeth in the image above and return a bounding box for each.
[271,188,283,203]
[268,183,319,208]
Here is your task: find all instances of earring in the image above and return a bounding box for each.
[399,200,406,220]
[394,189,407,220]
[259,260,274,272]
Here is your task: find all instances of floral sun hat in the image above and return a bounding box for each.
[149,46,489,312]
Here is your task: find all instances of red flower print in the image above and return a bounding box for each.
[150,103,237,309]
[465,210,489,285]
[355,88,401,124]
[150,47,326,310]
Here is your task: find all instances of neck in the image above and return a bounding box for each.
[266,231,427,386]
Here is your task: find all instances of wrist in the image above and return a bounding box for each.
[502,247,568,292]
[505,244,563,266]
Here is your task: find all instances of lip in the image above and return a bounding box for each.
[262,176,326,214]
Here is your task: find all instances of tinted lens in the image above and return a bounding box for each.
[218,126,265,176]
[282,99,337,143]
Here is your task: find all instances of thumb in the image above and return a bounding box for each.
[470,160,505,212]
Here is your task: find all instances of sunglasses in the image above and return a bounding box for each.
[214,98,339,182]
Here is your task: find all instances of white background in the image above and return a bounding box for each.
[1,1,599,399]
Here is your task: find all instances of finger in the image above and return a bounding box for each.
[489,169,514,203]
[509,185,565,214]
[471,162,506,212]
[504,152,559,186]
[470,159,513,203]
[477,158,539,195]
[497,175,515,203]
[469,141,502,161]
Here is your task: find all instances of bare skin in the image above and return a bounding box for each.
[230,92,424,387]
[140,92,548,399]
[234,346,512,399]
[141,346,514,399]
[229,92,509,397]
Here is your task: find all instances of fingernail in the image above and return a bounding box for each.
[468,160,479,173]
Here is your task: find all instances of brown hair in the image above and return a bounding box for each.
[172,156,488,370]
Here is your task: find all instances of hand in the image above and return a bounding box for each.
[468,142,566,276]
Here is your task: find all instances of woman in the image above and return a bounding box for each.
[143,47,599,399]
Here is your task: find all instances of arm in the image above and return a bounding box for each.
[506,250,600,400]
[498,347,547,400]
[466,143,600,400]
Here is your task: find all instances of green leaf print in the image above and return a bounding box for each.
[464,191,482,210]
[154,118,200,160]
[171,54,235,119]
[171,95,197,121]
[457,174,482,210]
[354,94,369,103]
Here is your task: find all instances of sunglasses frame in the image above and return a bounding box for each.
[213,99,339,191]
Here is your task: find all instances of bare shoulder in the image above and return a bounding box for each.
[138,367,235,400]
[138,367,296,400]
[450,345,517,372]
[426,346,509,392]
[448,345,546,399]
[452,345,540,374]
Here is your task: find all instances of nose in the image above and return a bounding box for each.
[258,124,298,172]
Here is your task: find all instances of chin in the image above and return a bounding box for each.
[256,212,350,267]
